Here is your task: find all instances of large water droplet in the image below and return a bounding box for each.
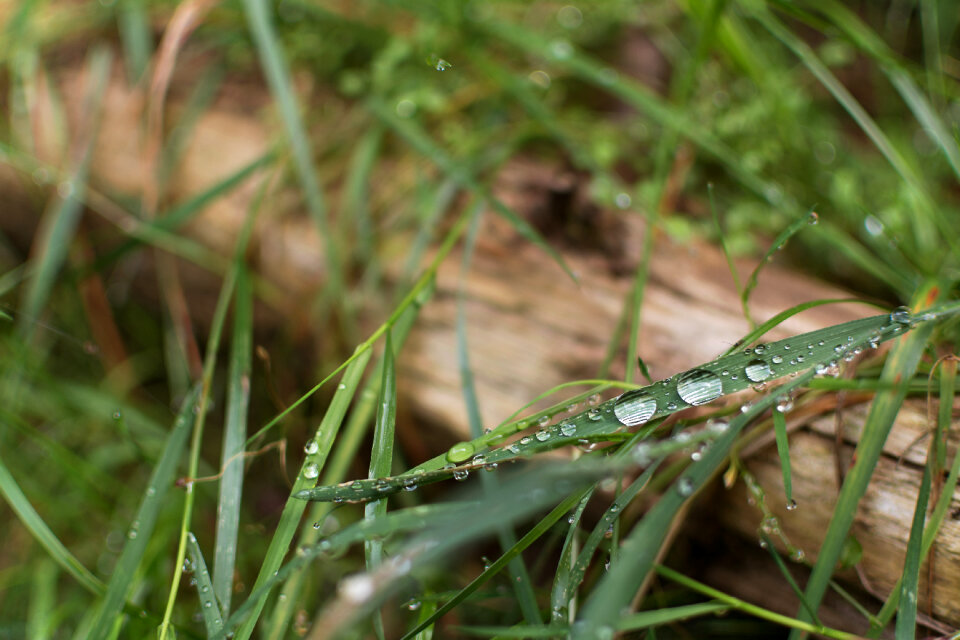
[303,463,319,479]
[304,440,319,455]
[446,441,475,463]
[890,306,911,324]
[676,369,723,406]
[613,389,657,426]
[559,421,577,437]
[744,359,772,382]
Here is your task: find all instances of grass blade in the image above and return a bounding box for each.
[88,384,200,639]
[741,209,820,315]
[213,267,253,616]
[240,0,343,300]
[895,465,931,639]
[186,531,225,635]
[365,330,397,640]
[18,47,111,339]
[771,405,793,508]
[789,284,943,638]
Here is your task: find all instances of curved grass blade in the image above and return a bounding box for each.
[213,267,252,616]
[788,286,944,639]
[186,532,224,635]
[615,602,731,631]
[365,330,396,640]
[895,464,931,639]
[88,384,200,639]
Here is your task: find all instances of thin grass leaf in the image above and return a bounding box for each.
[117,0,151,83]
[708,184,746,322]
[771,406,793,509]
[343,125,383,272]
[365,330,397,640]
[654,566,860,640]
[759,533,819,624]
[456,625,568,638]
[27,559,57,640]
[741,209,820,315]
[18,47,110,339]
[0,455,103,596]
[895,464,931,639]
[213,267,252,616]
[88,385,200,639]
[550,488,594,620]
[186,532,225,635]
[789,284,944,639]
[240,0,343,301]
[367,97,576,282]
[616,602,731,631]
[231,348,373,640]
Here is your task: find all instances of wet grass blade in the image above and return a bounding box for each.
[88,385,200,639]
[18,47,111,339]
[741,209,819,315]
[213,267,252,616]
[895,464,931,639]
[231,348,373,640]
[187,532,225,635]
[240,0,343,300]
[789,285,943,638]
[365,330,397,640]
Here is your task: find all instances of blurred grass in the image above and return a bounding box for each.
[1,0,959,638]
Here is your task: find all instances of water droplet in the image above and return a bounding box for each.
[754,344,767,355]
[613,389,657,426]
[587,409,602,421]
[677,477,695,496]
[535,430,551,442]
[690,450,702,461]
[807,211,819,225]
[507,443,521,454]
[406,598,422,611]
[771,355,783,364]
[550,39,573,59]
[339,574,375,603]
[666,402,678,411]
[471,454,486,466]
[303,463,319,479]
[559,421,577,436]
[676,369,723,406]
[745,360,772,382]
[538,415,551,427]
[520,436,532,445]
[453,469,469,481]
[402,477,418,491]
[890,306,911,325]
[588,394,600,405]
[786,499,798,511]
[304,440,319,455]
[447,441,475,463]
[775,395,793,413]
[337,383,347,390]
[790,548,806,562]
[707,419,729,434]
[434,58,451,71]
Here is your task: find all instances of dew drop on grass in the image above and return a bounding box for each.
[304,440,319,455]
[890,306,911,324]
[303,463,319,479]
[771,355,783,364]
[453,469,469,481]
[786,499,798,511]
[559,421,577,436]
[676,369,723,406]
[550,39,573,59]
[446,441,475,463]
[775,395,794,413]
[535,430,550,442]
[744,359,772,382]
[676,477,695,496]
[613,389,657,426]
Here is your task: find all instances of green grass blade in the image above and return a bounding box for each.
[615,602,731,631]
[760,533,819,624]
[213,267,253,616]
[117,0,151,83]
[741,209,819,315]
[789,286,943,638]
[18,46,111,339]
[231,348,373,640]
[0,453,104,596]
[367,97,576,282]
[27,558,57,640]
[771,406,793,508]
[186,532,225,635]
[240,0,343,300]
[88,384,200,639]
[365,330,397,640]
[655,566,860,639]
[894,465,931,639]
